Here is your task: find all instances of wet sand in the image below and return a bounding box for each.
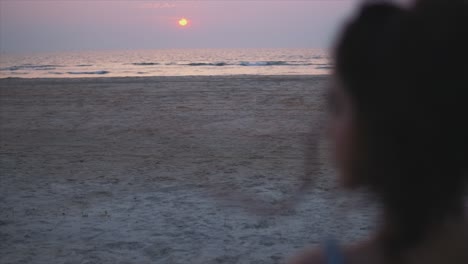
[0,76,376,264]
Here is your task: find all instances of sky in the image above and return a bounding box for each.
[0,0,362,53]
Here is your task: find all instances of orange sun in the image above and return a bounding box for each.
[178,18,188,27]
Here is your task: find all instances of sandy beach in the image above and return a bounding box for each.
[0,76,376,264]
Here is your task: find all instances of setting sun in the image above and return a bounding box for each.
[178,18,188,27]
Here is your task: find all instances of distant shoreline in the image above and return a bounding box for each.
[0,74,330,82]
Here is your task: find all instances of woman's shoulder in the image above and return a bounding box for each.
[287,246,327,264]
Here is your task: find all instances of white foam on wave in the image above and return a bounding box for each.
[0,64,62,71]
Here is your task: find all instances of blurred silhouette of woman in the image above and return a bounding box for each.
[290,0,468,263]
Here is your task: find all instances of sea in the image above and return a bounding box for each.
[0,48,332,78]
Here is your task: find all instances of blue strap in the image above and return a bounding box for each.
[323,239,345,264]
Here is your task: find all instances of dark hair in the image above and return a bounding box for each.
[334,0,468,259]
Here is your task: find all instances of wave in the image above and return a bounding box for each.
[76,64,93,67]
[183,61,315,67]
[186,62,227,66]
[316,65,334,69]
[240,61,288,66]
[132,62,159,66]
[238,61,325,66]
[0,64,63,71]
[9,72,29,75]
[128,61,329,67]
[67,70,110,75]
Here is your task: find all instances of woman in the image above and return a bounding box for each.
[291,0,468,263]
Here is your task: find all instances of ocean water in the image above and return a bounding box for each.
[0,48,332,78]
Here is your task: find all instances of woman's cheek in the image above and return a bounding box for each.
[330,107,358,187]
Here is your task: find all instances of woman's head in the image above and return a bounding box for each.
[330,0,467,254]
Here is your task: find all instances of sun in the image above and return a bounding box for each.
[178,18,189,27]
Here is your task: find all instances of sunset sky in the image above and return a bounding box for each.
[0,0,362,53]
